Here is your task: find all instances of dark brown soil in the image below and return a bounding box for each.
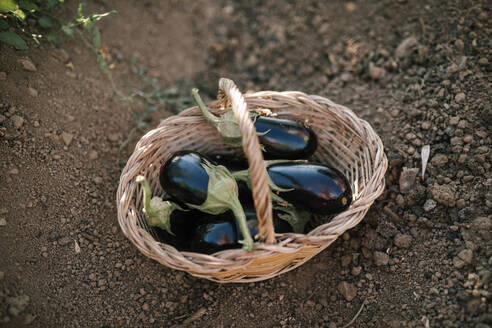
[1,0,491,327]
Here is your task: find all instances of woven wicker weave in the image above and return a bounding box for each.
[116,78,387,283]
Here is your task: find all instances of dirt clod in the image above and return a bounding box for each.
[337,281,357,302]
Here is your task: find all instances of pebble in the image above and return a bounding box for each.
[470,217,491,240]
[455,39,464,51]
[108,133,120,142]
[23,313,35,325]
[430,183,456,207]
[8,168,19,175]
[58,237,71,246]
[455,92,466,103]
[369,65,385,80]
[478,57,489,66]
[0,271,4,280]
[394,234,412,249]
[399,167,419,194]
[340,72,353,82]
[94,177,103,184]
[337,281,357,301]
[0,218,6,226]
[0,71,6,80]
[28,87,38,97]
[61,132,73,146]
[341,255,352,267]
[18,58,37,72]
[395,36,419,58]
[373,251,389,266]
[431,154,448,166]
[88,150,98,160]
[453,249,473,268]
[0,114,6,123]
[7,295,30,316]
[351,266,362,276]
[11,115,24,128]
[423,199,437,212]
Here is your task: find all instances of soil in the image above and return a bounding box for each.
[0,0,491,327]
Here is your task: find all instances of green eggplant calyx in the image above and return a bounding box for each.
[232,168,294,193]
[192,88,248,148]
[186,161,254,251]
[271,193,311,233]
[136,175,183,235]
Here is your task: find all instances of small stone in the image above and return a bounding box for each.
[28,87,38,97]
[33,121,39,127]
[89,273,97,281]
[337,281,357,301]
[0,114,6,123]
[351,266,362,276]
[431,154,448,166]
[337,72,352,83]
[142,303,150,311]
[449,116,460,125]
[0,218,6,226]
[7,295,30,316]
[23,313,35,325]
[58,237,71,246]
[0,271,4,280]
[88,150,98,160]
[108,133,120,142]
[61,132,73,146]
[423,199,437,212]
[454,249,473,268]
[369,64,384,80]
[470,217,491,240]
[0,72,6,80]
[455,92,466,103]
[19,58,37,72]
[11,115,24,128]
[8,168,19,175]
[373,251,389,266]
[341,255,352,268]
[399,167,419,194]
[478,57,489,66]
[395,36,419,58]
[394,234,412,248]
[430,183,456,207]
[455,39,464,51]
[94,177,103,184]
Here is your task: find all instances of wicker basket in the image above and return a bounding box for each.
[116,78,387,283]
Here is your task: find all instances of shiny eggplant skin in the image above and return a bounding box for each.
[159,151,209,206]
[154,210,240,254]
[254,116,317,160]
[209,154,249,172]
[267,162,352,214]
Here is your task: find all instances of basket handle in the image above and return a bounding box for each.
[218,78,276,244]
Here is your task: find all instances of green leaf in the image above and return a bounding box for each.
[0,31,27,49]
[12,8,25,20]
[61,25,74,37]
[92,26,100,48]
[97,53,108,73]
[75,3,86,21]
[38,16,51,28]
[46,32,57,44]
[0,0,17,13]
[18,0,38,11]
[0,19,9,30]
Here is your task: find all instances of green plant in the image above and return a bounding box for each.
[0,0,64,49]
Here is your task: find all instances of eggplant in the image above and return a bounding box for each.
[265,162,352,214]
[253,116,317,159]
[192,89,317,159]
[157,151,254,250]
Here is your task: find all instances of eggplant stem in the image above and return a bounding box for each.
[136,175,152,223]
[192,88,220,127]
[136,175,182,234]
[229,197,254,251]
